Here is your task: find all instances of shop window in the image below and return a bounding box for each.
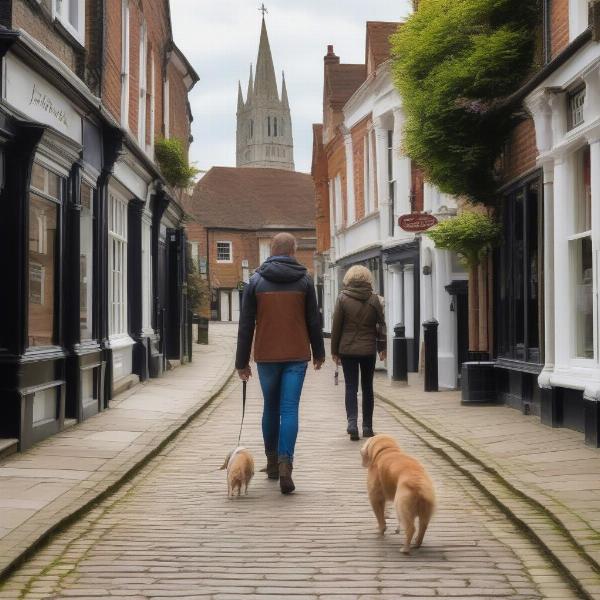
[80,182,94,341]
[568,86,586,130]
[496,175,541,363]
[108,192,128,336]
[216,241,232,262]
[54,0,85,45]
[28,163,62,348]
[570,145,593,359]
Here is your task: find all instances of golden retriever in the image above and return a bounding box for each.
[361,434,435,554]
[220,447,254,497]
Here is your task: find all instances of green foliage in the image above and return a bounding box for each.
[391,0,538,204]
[187,258,210,315]
[155,138,199,188]
[426,212,501,266]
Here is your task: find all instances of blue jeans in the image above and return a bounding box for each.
[257,361,308,463]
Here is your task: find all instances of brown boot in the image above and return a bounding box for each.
[278,459,295,495]
[260,452,279,480]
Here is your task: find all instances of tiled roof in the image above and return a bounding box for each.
[366,22,401,72]
[326,63,367,108]
[184,167,316,230]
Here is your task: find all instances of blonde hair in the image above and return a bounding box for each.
[343,265,374,287]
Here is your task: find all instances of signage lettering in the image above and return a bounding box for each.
[29,83,69,128]
[398,213,439,233]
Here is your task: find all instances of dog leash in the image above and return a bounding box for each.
[237,380,247,446]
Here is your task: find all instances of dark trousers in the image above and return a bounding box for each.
[341,354,376,428]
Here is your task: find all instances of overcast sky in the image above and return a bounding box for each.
[170,1,412,174]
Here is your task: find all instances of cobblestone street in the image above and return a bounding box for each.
[0,355,580,599]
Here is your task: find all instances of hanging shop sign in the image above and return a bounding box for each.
[398,213,438,233]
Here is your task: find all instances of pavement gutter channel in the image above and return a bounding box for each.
[377,391,599,600]
[0,362,237,584]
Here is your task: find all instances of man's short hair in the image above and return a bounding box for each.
[271,232,297,257]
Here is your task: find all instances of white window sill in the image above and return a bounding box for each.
[54,16,85,48]
[216,260,233,264]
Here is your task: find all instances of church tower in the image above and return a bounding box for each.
[236,15,295,171]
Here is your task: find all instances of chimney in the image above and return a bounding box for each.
[324,44,340,66]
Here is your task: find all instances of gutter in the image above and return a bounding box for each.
[502,28,593,109]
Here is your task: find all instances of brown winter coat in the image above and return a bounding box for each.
[331,283,387,357]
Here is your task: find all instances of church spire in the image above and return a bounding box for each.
[246,64,254,106]
[237,81,244,112]
[254,17,279,101]
[281,71,289,109]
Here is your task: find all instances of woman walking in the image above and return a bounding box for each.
[331,265,387,441]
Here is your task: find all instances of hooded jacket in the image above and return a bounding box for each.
[235,256,325,368]
[330,282,387,357]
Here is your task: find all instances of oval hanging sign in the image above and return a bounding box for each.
[398,213,438,233]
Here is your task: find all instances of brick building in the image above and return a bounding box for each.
[0,0,198,452]
[185,167,316,322]
[312,22,467,388]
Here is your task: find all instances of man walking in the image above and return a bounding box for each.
[236,232,325,494]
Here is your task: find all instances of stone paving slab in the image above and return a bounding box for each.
[374,373,600,572]
[0,323,238,581]
[0,357,580,599]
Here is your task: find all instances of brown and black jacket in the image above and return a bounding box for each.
[235,256,325,369]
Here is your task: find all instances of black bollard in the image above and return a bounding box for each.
[423,319,439,392]
[392,324,408,383]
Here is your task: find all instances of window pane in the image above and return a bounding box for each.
[526,181,539,357]
[28,193,58,347]
[513,192,525,358]
[573,235,594,359]
[80,183,94,340]
[575,145,591,234]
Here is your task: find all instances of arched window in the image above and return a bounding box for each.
[280,119,284,137]
[274,117,278,137]
[267,116,271,137]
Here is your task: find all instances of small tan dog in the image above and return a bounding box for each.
[361,434,435,554]
[220,447,255,497]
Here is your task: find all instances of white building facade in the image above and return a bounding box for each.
[525,13,600,444]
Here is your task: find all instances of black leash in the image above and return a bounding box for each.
[237,380,247,446]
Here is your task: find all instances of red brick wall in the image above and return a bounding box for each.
[102,0,191,153]
[500,118,538,184]
[326,133,348,227]
[351,117,369,222]
[551,0,570,57]
[12,0,80,74]
[199,230,315,291]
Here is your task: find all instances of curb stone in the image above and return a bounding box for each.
[376,391,600,600]
[0,353,236,583]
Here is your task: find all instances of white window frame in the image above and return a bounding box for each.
[54,0,85,45]
[108,192,128,337]
[137,21,148,149]
[216,241,233,263]
[148,52,156,156]
[163,77,170,139]
[569,0,590,42]
[334,174,343,232]
[259,238,271,264]
[568,86,586,131]
[568,147,595,363]
[120,0,130,129]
